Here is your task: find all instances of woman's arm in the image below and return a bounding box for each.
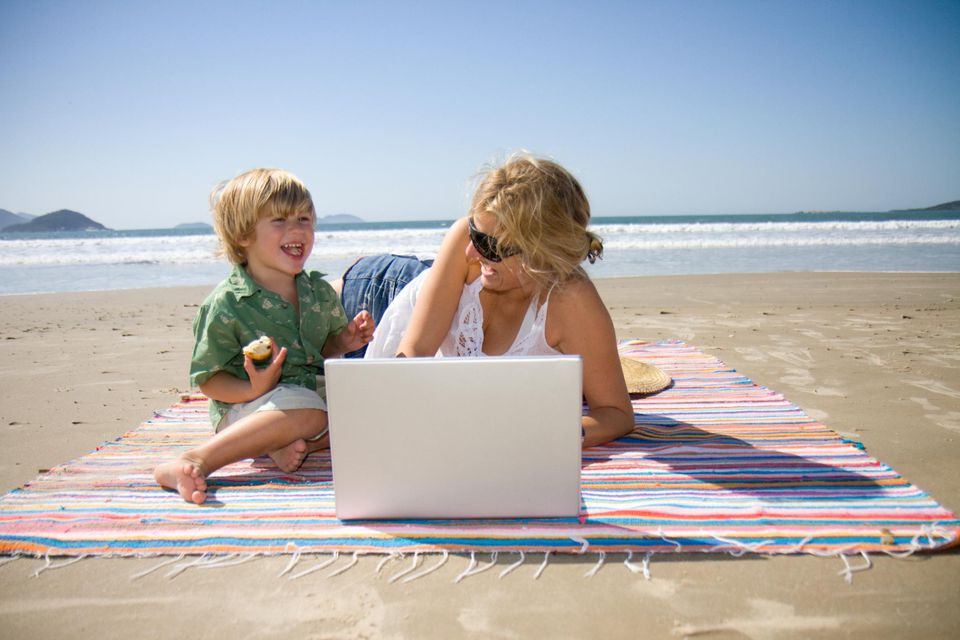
[396,217,472,356]
[548,279,635,447]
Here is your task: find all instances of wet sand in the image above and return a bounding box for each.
[0,272,958,639]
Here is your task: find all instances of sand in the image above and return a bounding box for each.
[0,272,958,639]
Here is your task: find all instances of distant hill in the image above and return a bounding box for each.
[317,214,364,225]
[0,209,33,230]
[894,200,960,212]
[3,209,108,232]
[174,222,213,230]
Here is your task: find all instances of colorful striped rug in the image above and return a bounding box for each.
[1,340,957,560]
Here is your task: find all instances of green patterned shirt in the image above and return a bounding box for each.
[190,265,348,429]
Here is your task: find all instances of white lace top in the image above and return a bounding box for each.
[364,268,561,358]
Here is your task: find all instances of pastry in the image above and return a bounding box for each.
[242,336,272,361]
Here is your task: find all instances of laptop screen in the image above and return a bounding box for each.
[325,356,583,519]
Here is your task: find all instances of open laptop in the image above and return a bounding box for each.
[325,356,583,520]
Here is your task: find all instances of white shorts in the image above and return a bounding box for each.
[218,383,327,432]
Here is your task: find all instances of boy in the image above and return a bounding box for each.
[154,168,373,504]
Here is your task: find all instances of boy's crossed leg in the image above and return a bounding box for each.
[154,408,328,504]
[268,426,330,473]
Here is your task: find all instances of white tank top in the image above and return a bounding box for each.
[364,268,561,359]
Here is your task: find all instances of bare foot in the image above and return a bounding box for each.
[269,439,308,473]
[154,457,208,504]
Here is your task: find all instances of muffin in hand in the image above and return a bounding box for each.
[242,336,273,362]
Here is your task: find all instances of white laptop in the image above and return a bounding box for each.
[325,356,583,520]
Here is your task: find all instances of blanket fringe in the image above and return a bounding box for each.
[165,553,257,579]
[329,551,361,577]
[782,535,817,553]
[656,527,683,551]
[388,552,421,583]
[165,553,211,579]
[498,551,525,579]
[454,551,499,583]
[195,554,256,570]
[278,548,302,577]
[375,552,401,576]
[131,554,185,580]
[709,535,776,556]
[584,551,606,578]
[838,551,872,584]
[401,550,449,583]
[641,552,652,580]
[908,523,955,552]
[32,554,87,577]
[288,551,340,580]
[624,550,653,580]
[20,528,955,585]
[533,551,550,580]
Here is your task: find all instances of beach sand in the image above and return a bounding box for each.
[1,272,958,639]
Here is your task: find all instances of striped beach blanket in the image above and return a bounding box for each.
[1,340,957,559]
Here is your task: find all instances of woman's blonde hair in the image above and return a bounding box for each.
[469,153,602,289]
[210,168,315,264]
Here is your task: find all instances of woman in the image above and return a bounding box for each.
[338,154,634,447]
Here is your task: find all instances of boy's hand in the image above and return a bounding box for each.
[321,311,375,358]
[342,310,375,352]
[322,310,374,358]
[243,337,287,399]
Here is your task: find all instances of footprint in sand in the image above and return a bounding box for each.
[734,346,766,362]
[909,397,960,433]
[919,353,960,365]
[935,413,960,432]
[904,379,960,400]
[674,598,847,637]
[780,367,815,388]
[856,351,888,367]
[797,328,826,341]
[630,576,680,600]
[812,386,846,398]
[767,347,814,368]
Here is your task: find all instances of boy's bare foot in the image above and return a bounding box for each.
[269,438,308,473]
[154,457,208,504]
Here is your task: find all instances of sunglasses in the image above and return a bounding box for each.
[467,217,519,262]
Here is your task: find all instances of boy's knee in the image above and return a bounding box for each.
[288,408,328,438]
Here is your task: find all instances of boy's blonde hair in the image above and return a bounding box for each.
[469,153,602,289]
[210,168,315,264]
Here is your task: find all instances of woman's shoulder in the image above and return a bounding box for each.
[549,274,604,310]
[544,275,610,344]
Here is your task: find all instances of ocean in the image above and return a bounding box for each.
[1,211,958,296]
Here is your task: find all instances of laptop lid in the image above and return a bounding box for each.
[325,356,583,520]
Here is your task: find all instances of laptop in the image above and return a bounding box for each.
[325,356,583,519]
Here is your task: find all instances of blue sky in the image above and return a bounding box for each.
[1,0,958,229]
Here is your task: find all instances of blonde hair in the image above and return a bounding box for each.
[469,153,602,289]
[210,168,315,264]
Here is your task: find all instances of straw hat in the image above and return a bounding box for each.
[619,357,672,395]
